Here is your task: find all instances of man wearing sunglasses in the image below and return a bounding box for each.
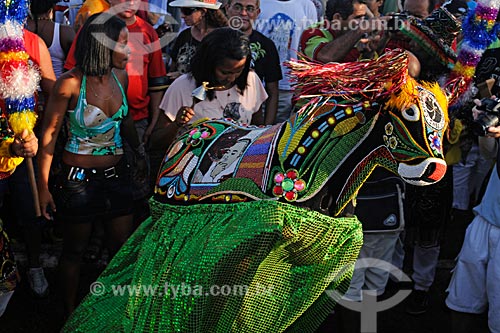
[226,0,282,125]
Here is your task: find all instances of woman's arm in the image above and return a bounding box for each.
[148,107,194,151]
[37,73,75,219]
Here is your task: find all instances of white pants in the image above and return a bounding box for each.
[343,232,401,301]
[446,216,500,333]
[0,290,14,317]
[412,244,440,291]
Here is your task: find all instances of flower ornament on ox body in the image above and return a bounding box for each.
[186,127,210,146]
[273,169,307,202]
[383,123,398,149]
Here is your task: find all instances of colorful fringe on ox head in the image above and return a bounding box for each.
[446,0,500,107]
[0,0,41,173]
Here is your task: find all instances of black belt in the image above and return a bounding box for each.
[63,159,129,181]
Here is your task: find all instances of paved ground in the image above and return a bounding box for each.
[0,209,490,332]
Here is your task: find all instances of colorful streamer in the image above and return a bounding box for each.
[0,0,41,172]
[447,0,500,107]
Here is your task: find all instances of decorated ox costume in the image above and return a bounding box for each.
[64,49,450,332]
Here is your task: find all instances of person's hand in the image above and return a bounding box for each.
[472,98,486,120]
[167,71,181,81]
[133,158,148,184]
[472,96,500,138]
[10,129,38,158]
[143,123,155,145]
[174,106,194,126]
[38,186,56,221]
[355,18,389,58]
[486,125,500,138]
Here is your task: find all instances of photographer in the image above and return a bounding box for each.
[446,96,500,333]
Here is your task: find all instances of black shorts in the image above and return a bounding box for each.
[54,159,134,223]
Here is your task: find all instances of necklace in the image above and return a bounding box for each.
[88,77,116,101]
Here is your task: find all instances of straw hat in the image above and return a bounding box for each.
[169,0,222,10]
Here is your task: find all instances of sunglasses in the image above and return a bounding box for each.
[231,3,257,14]
[180,7,199,15]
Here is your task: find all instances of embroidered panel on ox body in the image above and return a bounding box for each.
[65,72,128,156]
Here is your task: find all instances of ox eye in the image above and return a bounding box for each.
[402,104,420,122]
[419,89,445,130]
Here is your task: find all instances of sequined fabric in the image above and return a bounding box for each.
[63,199,362,332]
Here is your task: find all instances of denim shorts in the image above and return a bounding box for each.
[54,159,134,223]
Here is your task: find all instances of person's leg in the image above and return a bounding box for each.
[0,291,14,317]
[486,224,500,333]
[446,216,489,324]
[123,118,151,226]
[8,161,48,297]
[104,214,133,258]
[452,153,474,211]
[406,244,440,314]
[412,245,440,291]
[390,231,405,281]
[275,90,293,123]
[470,147,495,206]
[343,234,369,303]
[59,222,93,316]
[102,167,135,258]
[363,232,400,296]
[83,221,105,263]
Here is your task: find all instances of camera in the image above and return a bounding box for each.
[471,97,500,136]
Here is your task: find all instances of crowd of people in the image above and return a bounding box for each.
[0,0,499,331]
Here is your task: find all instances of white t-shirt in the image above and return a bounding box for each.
[159,71,268,125]
[256,0,318,91]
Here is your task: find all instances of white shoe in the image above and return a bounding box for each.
[27,267,49,298]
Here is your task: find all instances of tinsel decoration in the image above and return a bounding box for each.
[0,0,42,217]
[0,0,40,173]
[446,0,500,107]
[287,49,409,104]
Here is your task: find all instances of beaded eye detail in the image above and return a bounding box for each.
[419,88,445,130]
[273,169,307,202]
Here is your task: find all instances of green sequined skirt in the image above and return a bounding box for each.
[63,199,363,332]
